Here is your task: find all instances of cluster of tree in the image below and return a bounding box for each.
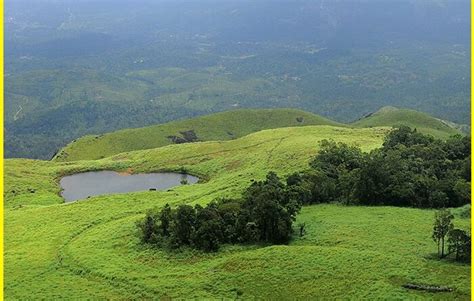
[432,209,470,262]
[137,172,302,252]
[287,126,470,208]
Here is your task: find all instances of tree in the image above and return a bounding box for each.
[382,126,434,150]
[443,135,470,161]
[159,203,172,237]
[432,209,454,258]
[193,203,224,251]
[285,181,313,205]
[310,140,364,179]
[241,172,301,244]
[296,130,470,208]
[170,205,196,247]
[461,156,470,181]
[428,190,449,208]
[137,209,159,243]
[302,170,337,204]
[447,229,471,262]
[286,172,303,186]
[353,150,389,205]
[216,198,241,243]
[453,179,471,206]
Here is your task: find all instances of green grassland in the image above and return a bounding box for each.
[5,125,470,299]
[55,107,462,162]
[54,108,344,162]
[352,106,463,139]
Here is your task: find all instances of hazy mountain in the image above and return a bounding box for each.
[5,0,470,158]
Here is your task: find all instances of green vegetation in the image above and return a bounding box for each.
[6,1,469,160]
[352,106,463,139]
[432,209,471,263]
[136,126,470,257]
[6,1,470,297]
[289,127,470,208]
[6,42,469,160]
[55,107,462,162]
[54,108,344,161]
[5,124,470,299]
[447,228,471,262]
[432,209,455,258]
[139,172,302,252]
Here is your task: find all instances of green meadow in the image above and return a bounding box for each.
[5,124,470,299]
[352,106,463,139]
[54,108,344,162]
[55,107,461,162]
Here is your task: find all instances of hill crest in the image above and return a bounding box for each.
[352,106,462,138]
[54,107,463,162]
[54,108,343,162]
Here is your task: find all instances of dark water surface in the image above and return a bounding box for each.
[60,171,198,202]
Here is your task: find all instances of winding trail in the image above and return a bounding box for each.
[266,136,288,164]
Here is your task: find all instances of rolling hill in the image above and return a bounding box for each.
[5,1,470,298]
[55,107,462,162]
[352,106,463,138]
[5,124,470,299]
[53,108,345,162]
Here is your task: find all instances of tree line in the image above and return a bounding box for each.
[287,126,470,208]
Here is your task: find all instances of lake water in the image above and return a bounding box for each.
[60,171,198,202]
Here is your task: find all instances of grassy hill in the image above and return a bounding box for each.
[5,125,470,299]
[53,108,344,161]
[352,106,462,139]
[55,107,462,162]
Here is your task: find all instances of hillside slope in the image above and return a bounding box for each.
[53,108,344,161]
[55,107,463,162]
[352,106,462,138]
[5,125,470,299]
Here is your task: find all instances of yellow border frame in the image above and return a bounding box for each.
[1,0,5,298]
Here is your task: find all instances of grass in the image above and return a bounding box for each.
[5,125,470,299]
[54,108,344,162]
[54,107,461,162]
[352,106,462,139]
